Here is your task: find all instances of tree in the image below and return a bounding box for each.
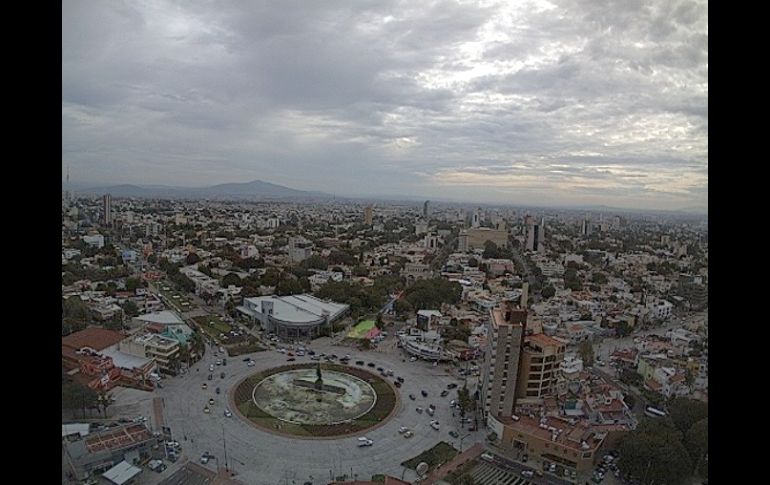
[482,241,499,259]
[361,338,372,350]
[62,380,99,418]
[63,296,90,321]
[222,273,241,288]
[352,265,370,277]
[668,397,708,435]
[467,257,479,267]
[125,277,142,292]
[541,285,555,299]
[578,340,594,366]
[686,417,708,477]
[186,252,201,265]
[375,313,384,329]
[122,300,140,318]
[618,418,693,485]
[393,299,413,316]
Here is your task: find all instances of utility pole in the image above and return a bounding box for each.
[222,424,229,473]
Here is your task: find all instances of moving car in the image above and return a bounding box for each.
[224,409,232,417]
[441,390,449,397]
[421,390,428,397]
[430,421,440,430]
[220,372,226,379]
[215,387,221,394]
[409,394,416,400]
[480,452,494,462]
[397,376,405,383]
[367,362,375,367]
[208,398,215,405]
[287,357,296,362]
[203,406,210,414]
[403,430,414,438]
[521,470,534,478]
[449,430,459,438]
[394,381,401,388]
[398,426,409,434]
[200,452,210,464]
[356,360,364,366]
[447,383,458,389]
[357,437,374,447]
[416,407,423,414]
[201,383,208,389]
[247,360,255,367]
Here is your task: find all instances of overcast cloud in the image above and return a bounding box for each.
[62,0,707,211]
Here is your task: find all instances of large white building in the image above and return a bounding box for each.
[237,294,349,339]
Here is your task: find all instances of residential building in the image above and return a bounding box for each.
[516,333,567,401]
[83,234,105,249]
[481,302,525,421]
[63,423,155,482]
[486,414,606,473]
[364,205,373,225]
[525,216,543,252]
[119,333,181,375]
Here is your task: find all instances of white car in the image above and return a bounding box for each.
[357,437,374,447]
[209,364,215,372]
[430,421,440,430]
[403,431,414,438]
[521,470,534,478]
[480,453,494,462]
[398,426,409,434]
[247,360,256,367]
[224,409,233,418]
[200,453,210,464]
[410,357,417,362]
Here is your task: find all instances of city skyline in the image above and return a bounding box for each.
[63,0,708,212]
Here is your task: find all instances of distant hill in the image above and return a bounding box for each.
[76,179,332,200]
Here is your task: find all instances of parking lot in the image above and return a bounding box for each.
[154,337,487,484]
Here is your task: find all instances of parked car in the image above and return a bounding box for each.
[397,376,404,383]
[208,398,215,405]
[394,381,402,388]
[220,372,226,379]
[356,360,364,366]
[222,358,227,366]
[367,362,375,367]
[409,394,416,400]
[430,421,440,430]
[200,452,210,464]
[416,407,423,414]
[403,430,414,438]
[203,406,210,414]
[201,383,208,389]
[421,390,428,397]
[441,390,449,397]
[287,357,296,362]
[521,470,534,478]
[208,374,213,381]
[209,364,215,372]
[447,383,458,389]
[242,357,251,362]
[449,430,459,438]
[215,387,221,394]
[247,360,255,367]
[426,408,435,416]
[481,453,494,462]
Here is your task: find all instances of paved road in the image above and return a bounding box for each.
[155,340,486,484]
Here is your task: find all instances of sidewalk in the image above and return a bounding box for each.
[421,443,484,485]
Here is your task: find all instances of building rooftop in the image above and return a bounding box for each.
[244,294,348,323]
[62,328,125,352]
[499,414,603,452]
[135,310,185,325]
[84,423,153,454]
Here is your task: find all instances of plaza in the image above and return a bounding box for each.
[154,336,486,484]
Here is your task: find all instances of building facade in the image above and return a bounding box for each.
[516,334,567,401]
[481,303,525,420]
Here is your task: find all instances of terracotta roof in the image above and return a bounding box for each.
[62,328,125,352]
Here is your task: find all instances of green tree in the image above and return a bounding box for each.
[63,296,90,321]
[541,285,556,299]
[578,340,594,366]
[618,418,693,485]
[467,257,479,267]
[686,417,708,477]
[668,397,708,435]
[361,338,372,350]
[591,272,608,284]
[222,273,241,287]
[186,252,201,265]
[352,265,370,277]
[393,299,413,316]
[125,277,142,292]
[122,300,140,317]
[482,241,499,259]
[62,381,99,418]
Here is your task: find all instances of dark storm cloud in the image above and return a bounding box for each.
[62,0,707,211]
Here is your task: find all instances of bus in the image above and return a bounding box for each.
[645,406,667,418]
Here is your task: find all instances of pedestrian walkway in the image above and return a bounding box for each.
[421,443,484,485]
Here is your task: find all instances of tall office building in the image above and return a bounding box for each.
[423,200,430,218]
[364,205,373,225]
[525,216,542,252]
[102,194,112,226]
[580,219,592,237]
[481,301,526,420]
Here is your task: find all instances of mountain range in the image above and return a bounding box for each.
[73,179,330,200]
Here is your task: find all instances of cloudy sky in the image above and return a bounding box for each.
[62,0,707,211]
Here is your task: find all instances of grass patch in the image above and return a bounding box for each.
[225,337,266,357]
[192,315,233,340]
[401,441,459,472]
[233,363,397,437]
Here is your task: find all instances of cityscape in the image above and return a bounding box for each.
[62,2,707,485]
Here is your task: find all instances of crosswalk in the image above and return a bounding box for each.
[469,461,532,485]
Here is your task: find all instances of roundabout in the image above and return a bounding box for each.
[232,362,398,438]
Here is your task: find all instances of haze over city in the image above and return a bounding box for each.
[63,0,707,211]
